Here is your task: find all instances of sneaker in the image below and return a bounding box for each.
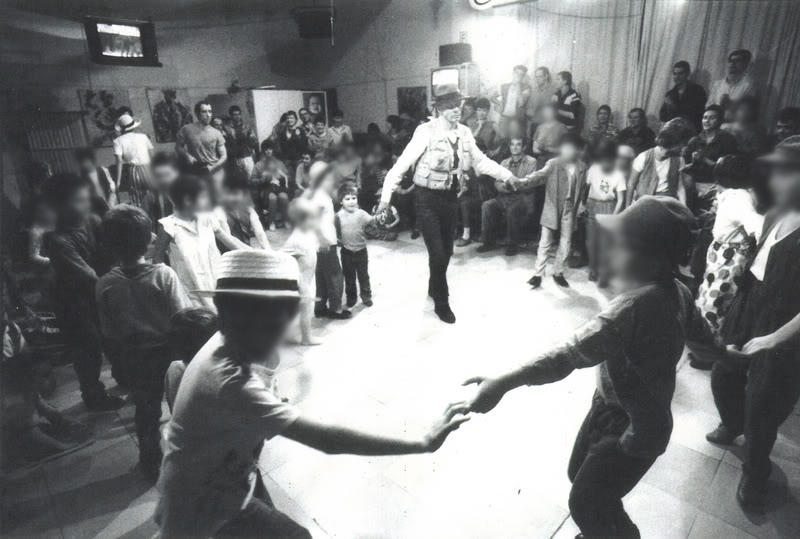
[706,424,741,445]
[476,243,499,253]
[455,238,472,247]
[269,222,277,231]
[528,275,542,288]
[362,298,374,307]
[326,309,353,320]
[434,303,456,324]
[737,472,767,512]
[83,391,125,412]
[553,274,570,288]
[504,244,520,256]
[411,230,421,239]
[588,270,598,282]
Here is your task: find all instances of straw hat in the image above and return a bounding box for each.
[195,250,300,298]
[115,113,141,134]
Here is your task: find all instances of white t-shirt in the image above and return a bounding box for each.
[155,332,298,537]
[113,132,153,165]
[633,150,678,195]
[712,189,763,241]
[281,228,319,301]
[586,164,627,202]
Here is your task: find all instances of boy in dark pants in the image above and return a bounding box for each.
[465,196,712,538]
[707,136,800,511]
[96,205,191,479]
[43,173,123,412]
[335,186,375,308]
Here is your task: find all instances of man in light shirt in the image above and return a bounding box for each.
[707,49,759,122]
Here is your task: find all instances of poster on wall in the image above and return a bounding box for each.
[146,88,194,143]
[78,88,132,147]
[302,91,327,123]
[397,87,428,122]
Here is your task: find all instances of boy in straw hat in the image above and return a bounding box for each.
[464,196,716,538]
[155,249,471,537]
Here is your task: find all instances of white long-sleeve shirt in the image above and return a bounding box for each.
[380,116,513,204]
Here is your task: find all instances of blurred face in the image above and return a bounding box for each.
[62,186,92,221]
[776,120,798,142]
[509,138,524,156]
[560,142,579,161]
[556,74,568,88]
[769,166,800,211]
[439,102,461,124]
[299,210,320,232]
[462,103,474,118]
[734,103,757,124]
[512,68,524,83]
[314,121,326,135]
[184,188,211,214]
[534,69,549,87]
[219,298,299,359]
[221,188,248,210]
[300,109,311,123]
[198,104,213,125]
[542,106,557,122]
[318,171,336,194]
[33,202,56,229]
[597,108,610,125]
[616,155,634,174]
[628,110,646,128]
[507,119,524,139]
[231,110,243,125]
[77,157,95,175]
[152,163,178,192]
[302,154,312,167]
[702,109,722,131]
[672,66,689,86]
[341,193,359,212]
[476,107,489,120]
[728,53,748,76]
[333,115,343,127]
[599,156,616,173]
[607,234,642,288]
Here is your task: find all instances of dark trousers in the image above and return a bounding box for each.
[341,247,371,303]
[711,354,800,479]
[215,473,311,538]
[125,345,173,464]
[415,187,458,304]
[57,309,106,400]
[585,199,617,279]
[567,394,657,538]
[315,246,344,312]
[480,193,535,244]
[459,192,482,233]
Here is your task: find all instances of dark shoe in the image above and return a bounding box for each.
[346,298,357,309]
[411,230,420,239]
[504,244,520,256]
[314,305,326,318]
[83,391,125,412]
[434,303,456,324]
[598,279,609,289]
[363,298,374,307]
[476,243,499,253]
[706,424,741,445]
[528,275,542,289]
[455,238,472,247]
[737,472,767,512]
[689,354,714,370]
[326,309,352,320]
[588,270,598,282]
[553,274,570,288]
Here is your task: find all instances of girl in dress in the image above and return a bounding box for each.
[281,198,321,345]
[696,156,763,333]
[153,175,252,310]
[113,114,155,207]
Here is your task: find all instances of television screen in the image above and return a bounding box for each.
[84,17,161,67]
[431,67,460,89]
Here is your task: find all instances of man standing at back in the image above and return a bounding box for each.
[659,61,707,132]
[176,100,228,200]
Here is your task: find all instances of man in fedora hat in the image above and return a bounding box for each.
[155,250,470,537]
[378,84,521,323]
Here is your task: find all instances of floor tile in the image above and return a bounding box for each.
[642,442,721,506]
[689,511,757,539]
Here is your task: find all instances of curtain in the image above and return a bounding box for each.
[477,0,800,129]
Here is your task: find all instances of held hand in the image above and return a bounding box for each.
[741,334,780,356]
[462,376,510,414]
[185,154,198,165]
[422,402,471,452]
[725,344,756,363]
[506,176,520,192]
[376,201,390,217]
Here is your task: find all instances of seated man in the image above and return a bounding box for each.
[476,137,538,256]
[771,107,800,147]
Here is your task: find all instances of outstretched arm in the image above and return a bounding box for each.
[282,402,470,455]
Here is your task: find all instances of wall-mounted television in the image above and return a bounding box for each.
[83,17,162,67]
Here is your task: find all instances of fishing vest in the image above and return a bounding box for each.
[413,120,475,191]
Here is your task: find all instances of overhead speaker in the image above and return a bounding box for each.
[291,7,335,39]
[439,43,472,66]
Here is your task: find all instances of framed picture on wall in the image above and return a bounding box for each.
[302,91,327,123]
[205,92,254,134]
[397,86,428,122]
[77,88,132,147]
[146,88,194,143]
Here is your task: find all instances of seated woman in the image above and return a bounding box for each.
[722,96,768,159]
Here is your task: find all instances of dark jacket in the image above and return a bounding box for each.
[659,82,708,131]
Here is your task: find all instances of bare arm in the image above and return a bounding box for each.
[214,227,252,251]
[626,169,641,206]
[249,208,271,250]
[151,228,171,264]
[379,126,428,205]
[114,156,123,191]
[614,189,625,214]
[281,402,469,456]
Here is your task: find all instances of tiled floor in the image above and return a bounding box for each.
[3,231,799,538]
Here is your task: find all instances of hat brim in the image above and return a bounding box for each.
[115,119,141,133]
[194,289,300,298]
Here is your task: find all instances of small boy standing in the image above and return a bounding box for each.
[43,174,122,411]
[96,205,192,479]
[465,196,711,538]
[336,187,376,308]
[584,140,626,287]
[521,133,588,289]
[282,198,322,345]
